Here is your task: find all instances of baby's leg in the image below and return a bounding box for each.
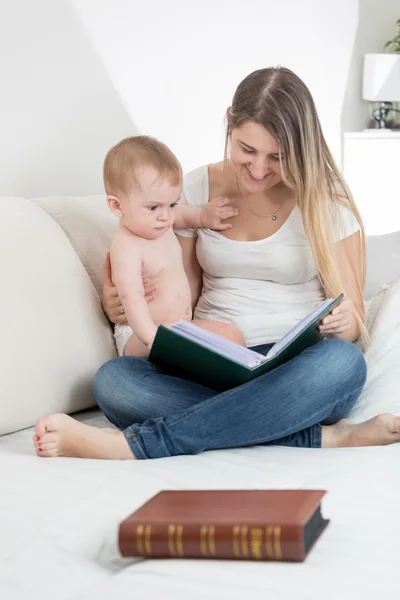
[124,333,149,357]
[114,324,149,357]
[192,319,246,347]
[123,320,246,356]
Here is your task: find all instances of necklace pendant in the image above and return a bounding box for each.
[272,214,277,221]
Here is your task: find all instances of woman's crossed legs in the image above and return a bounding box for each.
[33,339,400,459]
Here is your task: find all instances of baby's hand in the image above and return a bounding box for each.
[147,334,156,351]
[200,197,239,231]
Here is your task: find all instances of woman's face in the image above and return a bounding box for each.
[230,121,284,194]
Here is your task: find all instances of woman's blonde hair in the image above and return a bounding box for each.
[224,67,368,344]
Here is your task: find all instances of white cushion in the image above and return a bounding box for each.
[350,278,400,422]
[0,197,117,435]
[33,195,116,298]
[365,231,400,300]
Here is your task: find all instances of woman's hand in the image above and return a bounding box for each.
[200,197,238,231]
[317,297,356,336]
[102,252,156,325]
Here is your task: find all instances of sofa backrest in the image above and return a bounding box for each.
[33,195,116,299]
[0,196,117,435]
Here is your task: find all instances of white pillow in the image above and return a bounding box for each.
[365,232,400,300]
[350,279,400,422]
[0,197,117,435]
[33,195,116,298]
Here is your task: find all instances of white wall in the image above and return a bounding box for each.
[2,0,398,201]
[71,0,358,172]
[0,0,135,197]
[342,0,400,136]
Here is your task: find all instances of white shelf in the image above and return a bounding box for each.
[343,131,400,236]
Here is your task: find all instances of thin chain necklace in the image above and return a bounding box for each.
[235,173,289,220]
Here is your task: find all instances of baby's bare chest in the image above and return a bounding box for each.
[141,233,183,278]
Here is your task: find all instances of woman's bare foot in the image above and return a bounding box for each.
[322,413,400,448]
[32,414,135,460]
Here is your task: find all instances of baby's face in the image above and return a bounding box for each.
[122,167,182,240]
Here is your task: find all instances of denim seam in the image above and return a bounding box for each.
[124,428,146,460]
[312,423,322,448]
[224,410,326,448]
[166,404,203,428]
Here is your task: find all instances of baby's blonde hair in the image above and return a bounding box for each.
[103,135,182,196]
[225,67,369,345]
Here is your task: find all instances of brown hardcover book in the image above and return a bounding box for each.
[118,489,329,562]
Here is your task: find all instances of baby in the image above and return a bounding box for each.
[104,135,245,357]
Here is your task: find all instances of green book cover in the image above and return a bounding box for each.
[149,294,344,391]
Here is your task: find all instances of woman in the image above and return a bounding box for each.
[33,67,400,459]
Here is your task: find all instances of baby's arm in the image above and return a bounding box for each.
[110,233,157,348]
[174,197,238,231]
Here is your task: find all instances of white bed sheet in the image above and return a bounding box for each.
[1,408,399,600]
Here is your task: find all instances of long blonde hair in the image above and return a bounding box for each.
[224,67,368,343]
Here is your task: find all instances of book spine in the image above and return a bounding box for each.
[119,522,304,561]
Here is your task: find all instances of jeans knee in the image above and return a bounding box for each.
[92,356,157,428]
[324,338,367,391]
[92,358,118,414]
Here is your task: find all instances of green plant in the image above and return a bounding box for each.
[384,18,400,53]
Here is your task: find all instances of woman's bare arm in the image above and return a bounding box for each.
[319,230,364,342]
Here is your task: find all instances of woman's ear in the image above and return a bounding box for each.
[107,195,124,218]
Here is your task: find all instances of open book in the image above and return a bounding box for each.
[149,294,344,391]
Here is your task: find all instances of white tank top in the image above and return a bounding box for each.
[174,165,360,347]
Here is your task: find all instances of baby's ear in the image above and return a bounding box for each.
[107,195,123,217]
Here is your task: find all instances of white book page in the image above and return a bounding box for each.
[265,298,334,359]
[170,321,266,368]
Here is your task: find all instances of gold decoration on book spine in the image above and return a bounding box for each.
[200,526,208,557]
[241,526,249,558]
[233,526,241,558]
[265,526,274,559]
[250,528,263,559]
[168,524,176,556]
[144,525,152,555]
[168,524,185,557]
[136,525,144,555]
[177,525,184,557]
[208,526,216,556]
[274,526,282,559]
[200,525,216,557]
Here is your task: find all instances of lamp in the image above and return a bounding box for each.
[362,53,400,128]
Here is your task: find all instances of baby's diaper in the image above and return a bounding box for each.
[114,324,133,356]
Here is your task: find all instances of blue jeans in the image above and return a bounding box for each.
[92,338,367,459]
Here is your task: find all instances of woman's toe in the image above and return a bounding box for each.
[38,447,58,458]
[35,416,50,438]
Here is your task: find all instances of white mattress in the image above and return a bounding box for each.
[1,408,399,600]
